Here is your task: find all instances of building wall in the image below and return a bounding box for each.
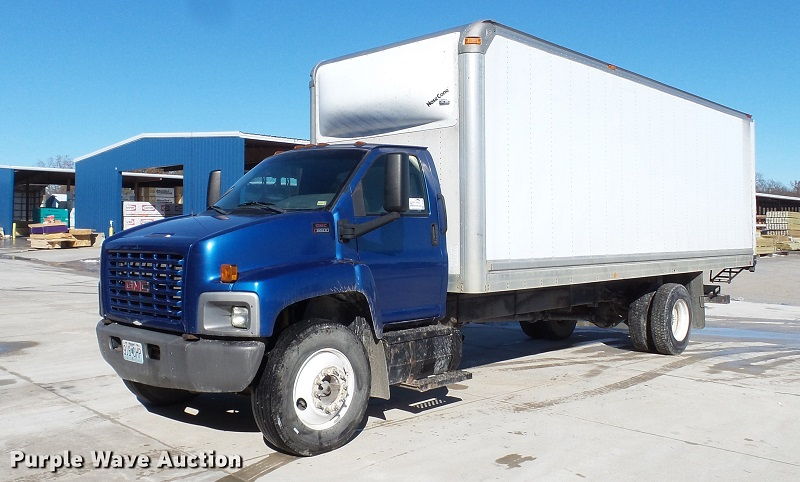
[75,136,245,234]
[0,169,14,234]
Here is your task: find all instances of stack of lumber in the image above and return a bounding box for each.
[756,235,777,255]
[780,239,800,251]
[765,211,800,237]
[28,224,97,249]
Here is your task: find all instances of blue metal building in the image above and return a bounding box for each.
[75,132,306,234]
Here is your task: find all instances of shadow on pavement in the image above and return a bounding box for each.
[147,392,260,432]
[144,324,635,434]
[460,323,633,369]
[367,385,462,421]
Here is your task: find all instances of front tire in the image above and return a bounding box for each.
[649,283,692,355]
[251,320,371,456]
[520,320,577,340]
[123,380,195,406]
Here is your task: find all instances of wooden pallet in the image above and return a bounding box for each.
[28,229,98,249]
[29,238,76,249]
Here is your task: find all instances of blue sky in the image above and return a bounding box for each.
[1,0,797,182]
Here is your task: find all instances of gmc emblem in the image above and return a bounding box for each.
[124,280,150,293]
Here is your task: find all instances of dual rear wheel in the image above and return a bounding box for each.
[628,283,692,355]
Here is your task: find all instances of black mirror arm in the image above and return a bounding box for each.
[338,212,401,241]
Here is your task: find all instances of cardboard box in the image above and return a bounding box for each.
[34,207,70,227]
[139,187,174,200]
[123,201,165,217]
[29,222,69,235]
[123,216,164,230]
[162,203,183,217]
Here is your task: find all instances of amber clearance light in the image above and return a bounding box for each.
[220,264,239,283]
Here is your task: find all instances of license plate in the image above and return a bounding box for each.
[122,340,144,364]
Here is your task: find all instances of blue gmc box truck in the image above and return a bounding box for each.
[97,21,755,456]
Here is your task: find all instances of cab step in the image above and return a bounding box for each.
[400,369,472,392]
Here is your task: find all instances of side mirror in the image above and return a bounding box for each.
[384,153,409,213]
[207,170,222,207]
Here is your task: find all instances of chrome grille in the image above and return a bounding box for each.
[106,251,184,323]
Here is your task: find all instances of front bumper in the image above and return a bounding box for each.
[96,321,265,393]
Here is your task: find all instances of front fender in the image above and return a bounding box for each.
[233,260,381,337]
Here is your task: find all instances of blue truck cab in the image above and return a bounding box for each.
[97,144,464,455]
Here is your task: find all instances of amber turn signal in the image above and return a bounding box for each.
[220,264,239,283]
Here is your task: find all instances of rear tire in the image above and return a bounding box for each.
[649,283,692,355]
[123,380,195,406]
[628,291,655,353]
[520,320,577,340]
[251,320,371,456]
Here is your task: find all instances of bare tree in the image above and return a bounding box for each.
[755,172,796,196]
[36,155,74,194]
[37,154,74,169]
[755,172,767,192]
[791,180,800,197]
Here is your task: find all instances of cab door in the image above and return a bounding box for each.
[352,151,447,324]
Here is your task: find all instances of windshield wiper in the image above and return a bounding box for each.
[237,201,285,213]
[209,205,229,216]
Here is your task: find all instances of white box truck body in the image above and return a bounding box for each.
[312,20,755,294]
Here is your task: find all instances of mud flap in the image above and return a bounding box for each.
[350,317,391,400]
[686,272,706,329]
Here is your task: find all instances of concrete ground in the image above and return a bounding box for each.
[1,248,799,481]
[723,252,800,305]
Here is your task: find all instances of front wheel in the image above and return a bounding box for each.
[251,320,371,456]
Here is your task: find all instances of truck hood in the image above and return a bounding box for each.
[104,213,275,252]
[101,211,338,333]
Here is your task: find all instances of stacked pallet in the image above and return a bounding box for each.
[756,235,777,255]
[759,211,800,253]
[28,224,97,249]
[765,211,800,236]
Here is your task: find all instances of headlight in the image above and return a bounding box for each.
[198,292,259,336]
[230,306,250,329]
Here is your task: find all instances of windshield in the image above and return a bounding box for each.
[214,149,365,213]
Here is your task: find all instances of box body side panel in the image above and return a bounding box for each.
[483,33,754,267]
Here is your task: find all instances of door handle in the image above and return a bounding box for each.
[431,223,439,246]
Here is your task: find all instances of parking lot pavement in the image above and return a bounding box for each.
[1,256,799,481]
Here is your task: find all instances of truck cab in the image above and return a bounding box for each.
[97,144,462,456]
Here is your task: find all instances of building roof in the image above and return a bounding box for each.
[0,165,74,173]
[0,165,183,179]
[756,192,800,202]
[74,131,309,163]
